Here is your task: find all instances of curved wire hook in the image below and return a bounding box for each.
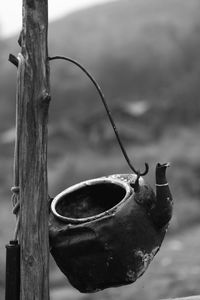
[49,55,149,176]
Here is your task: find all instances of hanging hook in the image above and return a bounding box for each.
[49,55,149,177]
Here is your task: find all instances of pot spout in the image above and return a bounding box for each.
[151,163,173,229]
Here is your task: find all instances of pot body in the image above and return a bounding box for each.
[49,174,168,293]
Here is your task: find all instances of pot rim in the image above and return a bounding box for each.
[51,176,132,224]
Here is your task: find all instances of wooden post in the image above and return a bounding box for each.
[17,0,50,299]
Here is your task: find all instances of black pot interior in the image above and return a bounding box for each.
[55,182,127,219]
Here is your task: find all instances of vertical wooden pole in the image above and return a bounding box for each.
[18,0,50,299]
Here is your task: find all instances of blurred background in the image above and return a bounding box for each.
[1,0,200,299]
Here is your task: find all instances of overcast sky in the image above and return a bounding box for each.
[0,0,117,37]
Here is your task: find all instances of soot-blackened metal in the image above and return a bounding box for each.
[49,163,173,293]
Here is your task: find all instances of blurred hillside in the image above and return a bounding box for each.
[1,0,200,144]
[1,0,200,299]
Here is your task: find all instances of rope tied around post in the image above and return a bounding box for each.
[11,186,20,214]
[8,53,25,242]
[5,53,23,300]
[11,186,20,241]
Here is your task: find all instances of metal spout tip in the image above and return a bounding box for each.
[157,162,170,168]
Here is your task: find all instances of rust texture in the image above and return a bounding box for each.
[49,163,173,293]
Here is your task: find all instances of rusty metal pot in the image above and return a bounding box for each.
[49,163,173,293]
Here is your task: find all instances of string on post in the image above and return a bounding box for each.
[49,55,149,177]
[9,54,23,241]
[4,54,21,300]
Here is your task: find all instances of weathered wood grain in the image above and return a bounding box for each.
[17,0,50,299]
